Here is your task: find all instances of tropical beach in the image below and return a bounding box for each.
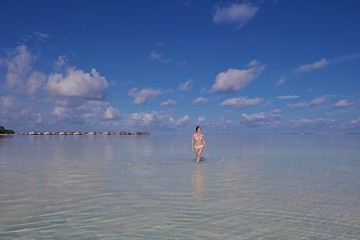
[1,0,360,239]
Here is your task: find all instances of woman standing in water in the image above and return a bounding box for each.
[192,126,207,163]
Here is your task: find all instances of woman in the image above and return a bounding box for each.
[192,126,207,163]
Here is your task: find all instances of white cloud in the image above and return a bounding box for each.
[53,106,67,117]
[0,96,15,109]
[242,112,267,121]
[161,99,177,106]
[0,95,43,127]
[51,106,86,125]
[277,95,300,100]
[0,45,120,130]
[193,97,209,104]
[149,50,172,63]
[271,109,282,113]
[262,100,272,108]
[334,99,353,107]
[211,60,265,93]
[213,3,259,28]
[241,112,281,124]
[130,112,160,126]
[16,108,43,123]
[276,76,286,86]
[27,71,47,96]
[198,116,205,124]
[3,45,32,89]
[286,96,327,108]
[2,45,47,97]
[175,115,190,126]
[33,31,50,42]
[128,87,162,104]
[291,118,337,128]
[295,58,330,73]
[53,56,67,70]
[178,79,193,91]
[46,68,108,99]
[51,100,110,124]
[129,111,189,128]
[220,97,261,108]
[103,107,120,120]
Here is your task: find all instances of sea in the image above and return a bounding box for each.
[0,133,359,239]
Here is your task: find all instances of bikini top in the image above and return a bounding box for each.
[195,136,202,141]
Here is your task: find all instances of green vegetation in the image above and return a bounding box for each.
[0,126,15,134]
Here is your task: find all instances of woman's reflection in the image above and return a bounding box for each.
[192,164,205,204]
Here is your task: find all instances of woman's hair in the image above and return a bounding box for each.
[196,126,200,133]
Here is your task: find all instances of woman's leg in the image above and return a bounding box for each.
[196,148,203,163]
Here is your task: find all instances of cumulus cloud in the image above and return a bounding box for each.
[2,46,106,102]
[3,45,32,89]
[103,107,120,120]
[211,60,265,93]
[241,112,276,121]
[213,3,259,28]
[241,112,281,127]
[286,96,327,108]
[130,112,160,126]
[295,58,330,73]
[51,100,111,124]
[193,97,209,104]
[161,99,177,106]
[129,111,189,128]
[46,68,108,99]
[0,45,117,131]
[334,99,353,107]
[0,95,43,127]
[178,79,193,91]
[2,45,47,97]
[16,108,43,124]
[175,115,190,126]
[220,97,261,108]
[277,95,300,100]
[128,87,162,104]
[52,106,86,124]
[27,71,47,96]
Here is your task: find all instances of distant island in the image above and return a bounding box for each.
[0,126,150,136]
[19,131,150,136]
[0,126,15,135]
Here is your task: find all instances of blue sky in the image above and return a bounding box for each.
[1,0,359,133]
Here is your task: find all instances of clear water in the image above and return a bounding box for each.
[0,134,359,239]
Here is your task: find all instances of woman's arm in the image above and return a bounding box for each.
[202,135,208,150]
[191,135,195,152]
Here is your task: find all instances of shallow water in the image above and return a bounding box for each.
[0,134,359,239]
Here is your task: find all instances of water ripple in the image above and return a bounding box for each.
[1,134,359,239]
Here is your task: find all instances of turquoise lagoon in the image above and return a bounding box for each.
[0,133,359,239]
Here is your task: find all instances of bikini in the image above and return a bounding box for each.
[194,136,204,149]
